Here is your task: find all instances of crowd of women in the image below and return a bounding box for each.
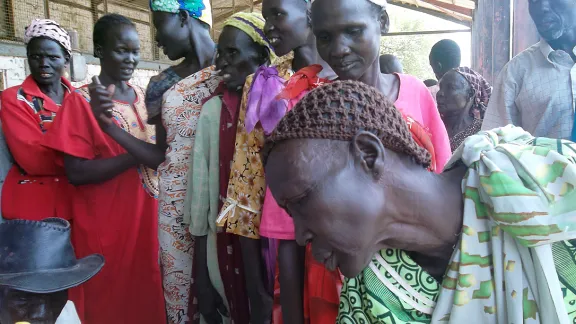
[0,0,574,323]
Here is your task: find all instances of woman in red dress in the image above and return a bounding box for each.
[0,19,74,221]
[43,14,166,324]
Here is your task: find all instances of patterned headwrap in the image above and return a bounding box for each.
[223,12,278,64]
[454,67,492,119]
[150,0,212,27]
[369,0,387,9]
[24,19,72,56]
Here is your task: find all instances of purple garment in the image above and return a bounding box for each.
[245,66,288,134]
[260,237,279,295]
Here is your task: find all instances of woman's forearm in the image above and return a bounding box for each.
[278,239,305,324]
[193,235,210,291]
[103,124,166,170]
[64,153,137,185]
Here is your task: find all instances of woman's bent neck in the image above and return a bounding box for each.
[376,160,466,278]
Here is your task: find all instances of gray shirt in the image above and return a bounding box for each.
[482,40,576,139]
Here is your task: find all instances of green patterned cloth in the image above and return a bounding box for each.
[339,249,440,323]
[338,125,576,323]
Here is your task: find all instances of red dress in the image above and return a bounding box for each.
[43,86,166,324]
[0,76,74,221]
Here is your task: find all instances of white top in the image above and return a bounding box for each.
[55,301,81,324]
[482,40,576,139]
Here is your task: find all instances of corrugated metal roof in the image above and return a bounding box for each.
[156,0,478,36]
[389,0,475,25]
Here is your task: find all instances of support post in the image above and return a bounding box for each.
[43,0,50,18]
[512,0,539,57]
[471,0,511,84]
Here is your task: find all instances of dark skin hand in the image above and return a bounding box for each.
[278,240,305,324]
[238,236,273,324]
[194,236,229,324]
[64,153,137,186]
[277,239,305,324]
[89,76,166,169]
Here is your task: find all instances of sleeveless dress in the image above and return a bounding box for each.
[157,66,221,324]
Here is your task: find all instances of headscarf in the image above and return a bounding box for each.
[265,80,431,168]
[454,66,492,119]
[222,12,278,64]
[245,65,326,135]
[245,66,287,134]
[150,0,212,27]
[24,19,72,56]
[277,65,326,103]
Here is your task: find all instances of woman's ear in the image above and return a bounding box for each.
[352,131,386,180]
[436,61,443,73]
[259,47,271,66]
[94,45,103,59]
[380,10,390,35]
[468,87,476,101]
[178,9,190,27]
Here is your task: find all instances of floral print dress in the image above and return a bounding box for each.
[157,66,221,324]
[216,56,293,239]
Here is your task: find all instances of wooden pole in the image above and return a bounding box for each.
[471,0,510,84]
[512,0,539,56]
[44,0,50,18]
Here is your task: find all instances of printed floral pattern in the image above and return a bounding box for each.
[156,66,220,324]
[216,57,293,239]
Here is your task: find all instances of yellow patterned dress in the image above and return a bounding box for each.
[216,56,293,239]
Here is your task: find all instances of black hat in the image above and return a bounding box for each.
[0,218,104,293]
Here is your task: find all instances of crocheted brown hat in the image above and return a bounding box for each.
[264,80,431,167]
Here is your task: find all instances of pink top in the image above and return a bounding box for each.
[394,73,450,170]
[259,94,302,240]
[259,73,451,240]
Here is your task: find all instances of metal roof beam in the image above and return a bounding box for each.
[390,2,471,27]
[423,0,473,16]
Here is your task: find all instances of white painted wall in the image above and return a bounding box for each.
[0,56,161,90]
[0,56,28,88]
